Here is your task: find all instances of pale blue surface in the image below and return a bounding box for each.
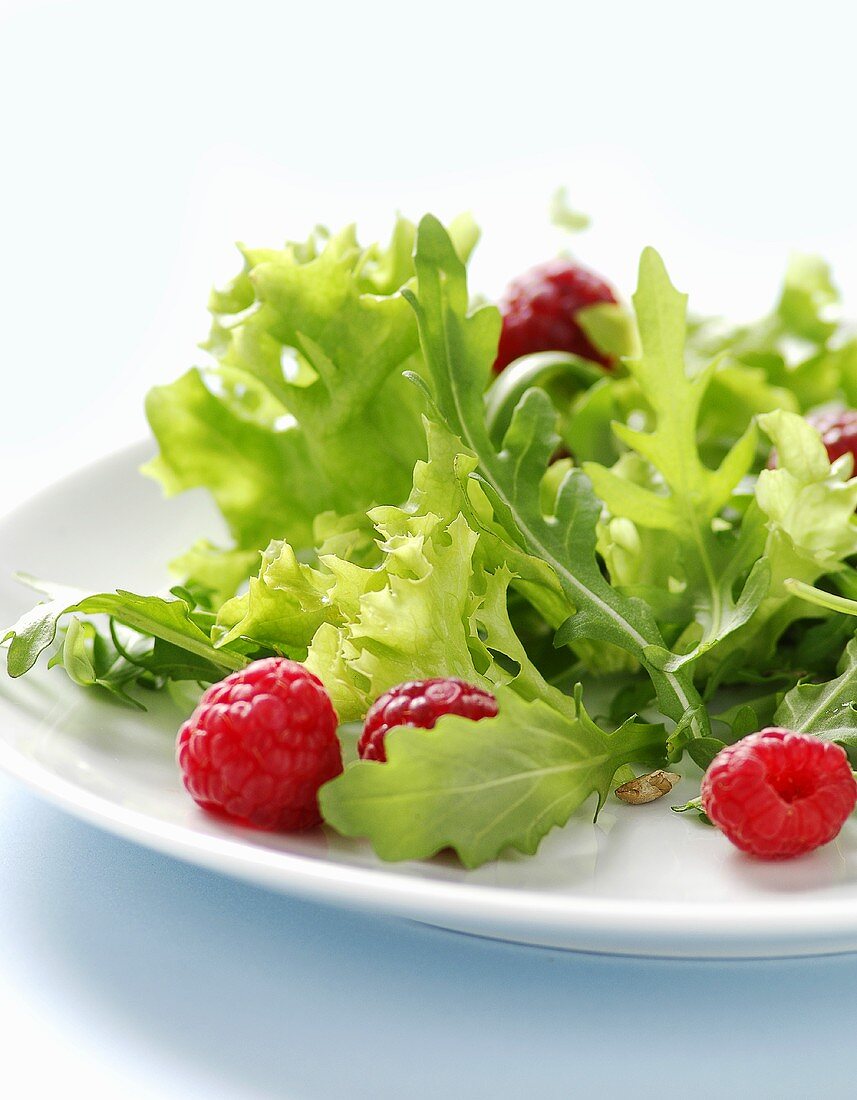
[2,780,857,1099]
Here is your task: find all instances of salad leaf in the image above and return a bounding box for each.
[549,186,591,232]
[776,254,839,345]
[774,637,857,756]
[693,411,857,677]
[687,253,856,413]
[320,686,665,867]
[215,418,577,722]
[738,413,857,655]
[404,218,707,737]
[584,249,764,668]
[168,542,262,609]
[47,617,148,708]
[145,216,479,594]
[2,575,249,679]
[144,367,329,553]
[671,795,712,824]
[785,579,857,618]
[755,410,857,567]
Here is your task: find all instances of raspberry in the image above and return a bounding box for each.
[177,657,342,831]
[493,258,617,373]
[768,407,857,470]
[358,678,498,762]
[701,729,857,859]
[809,407,857,467]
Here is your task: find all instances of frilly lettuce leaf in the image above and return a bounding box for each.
[168,542,262,609]
[144,366,328,552]
[214,419,576,722]
[144,216,479,596]
[755,410,857,567]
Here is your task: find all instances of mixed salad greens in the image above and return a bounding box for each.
[4,208,857,867]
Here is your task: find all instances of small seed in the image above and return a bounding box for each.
[615,769,681,805]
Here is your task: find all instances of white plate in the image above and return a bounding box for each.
[3,444,857,958]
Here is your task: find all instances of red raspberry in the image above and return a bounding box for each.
[177,657,342,831]
[768,408,857,470]
[493,258,617,373]
[701,729,857,859]
[809,407,857,467]
[359,678,498,762]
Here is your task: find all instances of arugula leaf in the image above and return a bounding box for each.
[47,617,147,708]
[319,686,665,867]
[774,637,857,756]
[684,738,727,771]
[2,575,249,678]
[404,217,706,737]
[484,352,603,446]
[671,796,713,824]
[584,249,764,668]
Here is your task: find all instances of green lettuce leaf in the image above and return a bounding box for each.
[144,367,327,552]
[169,541,262,609]
[144,216,479,595]
[319,686,665,867]
[214,418,577,722]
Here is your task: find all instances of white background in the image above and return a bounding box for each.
[2,1,857,1096]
